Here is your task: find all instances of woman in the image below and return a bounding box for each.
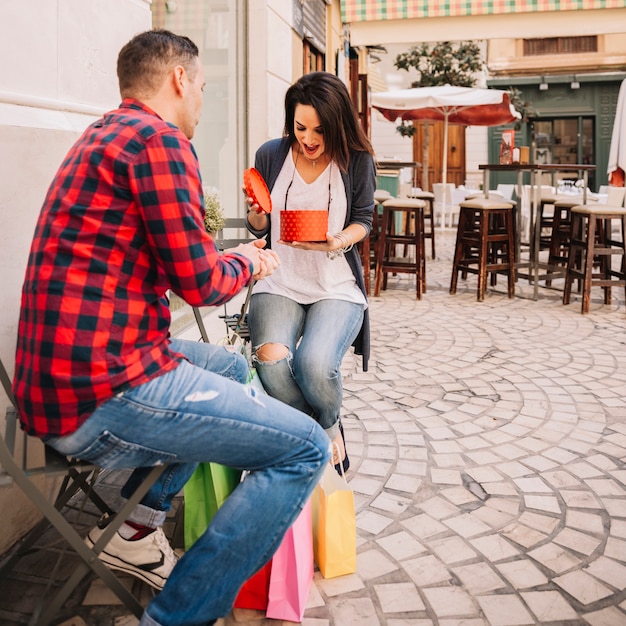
[246,71,376,473]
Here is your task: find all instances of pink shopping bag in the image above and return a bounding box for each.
[266,498,314,622]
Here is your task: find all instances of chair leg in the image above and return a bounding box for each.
[373,209,389,297]
[622,217,626,305]
[426,200,436,259]
[415,209,425,299]
[477,213,489,301]
[36,464,167,624]
[450,208,467,294]
[506,211,516,298]
[581,215,596,314]
[563,213,580,305]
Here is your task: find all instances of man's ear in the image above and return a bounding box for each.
[172,65,185,96]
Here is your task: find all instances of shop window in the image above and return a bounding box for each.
[533,117,595,188]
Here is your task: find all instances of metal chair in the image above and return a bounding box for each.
[0,358,168,625]
[194,218,256,344]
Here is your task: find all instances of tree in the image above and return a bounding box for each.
[393,41,485,189]
[507,86,536,129]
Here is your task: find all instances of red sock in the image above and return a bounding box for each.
[121,520,156,541]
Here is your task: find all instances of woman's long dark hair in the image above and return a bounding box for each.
[284,72,374,173]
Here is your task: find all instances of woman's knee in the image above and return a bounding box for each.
[253,342,290,364]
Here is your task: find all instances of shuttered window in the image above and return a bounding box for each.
[524,36,598,56]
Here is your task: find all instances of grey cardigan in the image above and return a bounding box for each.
[246,137,376,371]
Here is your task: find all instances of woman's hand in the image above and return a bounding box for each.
[242,185,264,214]
[242,185,269,230]
[228,239,280,280]
[277,233,338,252]
[278,224,367,253]
[276,232,339,252]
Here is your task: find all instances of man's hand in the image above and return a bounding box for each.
[228,239,280,280]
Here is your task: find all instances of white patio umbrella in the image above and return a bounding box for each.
[371,85,521,226]
[608,78,626,187]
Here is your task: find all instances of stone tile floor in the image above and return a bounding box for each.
[1,231,625,625]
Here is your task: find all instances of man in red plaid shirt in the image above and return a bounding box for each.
[13,29,330,626]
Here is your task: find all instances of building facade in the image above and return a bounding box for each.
[344,0,626,191]
[0,0,347,555]
[2,0,624,556]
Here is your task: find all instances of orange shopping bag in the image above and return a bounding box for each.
[311,461,356,578]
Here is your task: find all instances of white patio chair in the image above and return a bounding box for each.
[432,183,457,228]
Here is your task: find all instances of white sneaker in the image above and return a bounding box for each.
[85,524,178,590]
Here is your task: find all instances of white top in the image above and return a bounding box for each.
[252,151,366,306]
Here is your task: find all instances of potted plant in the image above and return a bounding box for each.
[203,187,226,234]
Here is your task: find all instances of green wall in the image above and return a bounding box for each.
[487,79,623,193]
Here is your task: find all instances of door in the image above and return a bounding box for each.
[412,121,466,190]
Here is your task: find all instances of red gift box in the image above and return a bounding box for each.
[280,210,328,242]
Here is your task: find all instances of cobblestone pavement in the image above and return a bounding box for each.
[2,231,625,625]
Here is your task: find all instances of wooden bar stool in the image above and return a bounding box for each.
[537,192,559,251]
[544,197,580,286]
[563,204,626,313]
[450,197,516,302]
[359,190,391,294]
[374,198,426,299]
[407,190,436,259]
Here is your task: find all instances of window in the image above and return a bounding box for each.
[534,117,595,188]
[301,0,326,74]
[524,37,597,56]
[151,0,245,217]
[303,40,324,74]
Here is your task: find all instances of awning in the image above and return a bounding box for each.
[341,0,626,22]
[341,1,626,46]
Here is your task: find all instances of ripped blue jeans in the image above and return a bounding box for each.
[247,293,365,439]
[45,337,330,626]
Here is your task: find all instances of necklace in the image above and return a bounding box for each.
[300,148,323,168]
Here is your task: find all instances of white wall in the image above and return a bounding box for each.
[247,0,295,165]
[0,0,152,555]
[0,0,150,372]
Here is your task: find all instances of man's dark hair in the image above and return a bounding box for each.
[117,29,199,99]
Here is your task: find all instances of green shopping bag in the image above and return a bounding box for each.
[184,462,242,550]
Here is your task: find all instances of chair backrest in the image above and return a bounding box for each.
[496,184,515,201]
[374,188,393,204]
[432,183,455,205]
[213,217,255,251]
[191,217,255,343]
[605,186,626,207]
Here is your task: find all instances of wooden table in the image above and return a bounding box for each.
[478,163,596,299]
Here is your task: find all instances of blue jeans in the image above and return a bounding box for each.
[247,294,364,438]
[45,338,330,626]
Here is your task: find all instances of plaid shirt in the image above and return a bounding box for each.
[13,99,253,437]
